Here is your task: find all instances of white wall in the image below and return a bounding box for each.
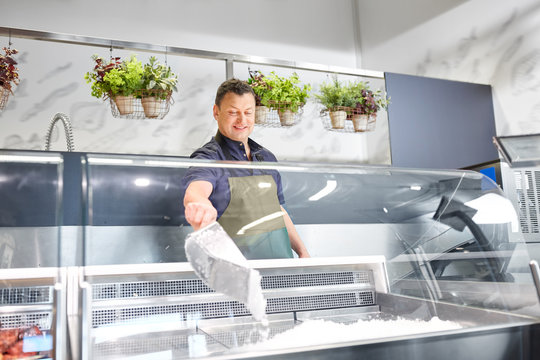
[357,0,540,137]
[0,0,392,164]
[3,0,359,69]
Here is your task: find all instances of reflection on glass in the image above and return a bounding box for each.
[308,180,337,201]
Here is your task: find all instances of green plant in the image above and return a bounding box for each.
[315,75,361,109]
[260,71,311,113]
[85,54,143,99]
[0,47,19,94]
[247,70,270,106]
[353,85,390,115]
[141,56,178,99]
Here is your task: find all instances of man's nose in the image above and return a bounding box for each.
[236,113,248,123]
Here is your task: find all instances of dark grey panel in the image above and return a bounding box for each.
[385,72,499,169]
[87,165,187,226]
[0,161,60,227]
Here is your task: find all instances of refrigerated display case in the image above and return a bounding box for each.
[79,152,540,360]
[1,149,540,359]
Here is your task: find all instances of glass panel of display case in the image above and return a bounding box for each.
[81,152,540,359]
[0,150,63,359]
[0,150,63,267]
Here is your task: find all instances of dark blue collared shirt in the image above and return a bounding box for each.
[181,132,285,218]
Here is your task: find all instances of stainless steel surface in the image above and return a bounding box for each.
[494,134,540,168]
[45,112,75,152]
[86,289,539,360]
[226,59,234,80]
[0,26,385,79]
[55,269,68,360]
[80,257,386,358]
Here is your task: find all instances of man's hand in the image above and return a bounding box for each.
[184,202,217,231]
[184,180,216,231]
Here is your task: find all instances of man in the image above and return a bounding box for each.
[182,78,310,259]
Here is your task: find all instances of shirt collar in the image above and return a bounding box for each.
[215,131,264,155]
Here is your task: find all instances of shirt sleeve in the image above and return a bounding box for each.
[180,148,220,190]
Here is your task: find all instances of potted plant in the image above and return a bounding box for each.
[139,56,178,118]
[261,71,311,126]
[247,70,271,124]
[85,54,143,115]
[314,76,356,129]
[351,85,389,132]
[0,47,19,109]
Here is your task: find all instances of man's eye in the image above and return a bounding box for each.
[246,111,254,116]
[229,111,238,116]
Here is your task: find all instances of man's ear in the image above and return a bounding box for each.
[213,104,219,121]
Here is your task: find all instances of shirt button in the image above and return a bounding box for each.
[239,143,243,147]
[243,153,247,157]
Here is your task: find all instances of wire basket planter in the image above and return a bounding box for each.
[320,106,376,133]
[0,87,10,110]
[254,101,304,128]
[109,89,173,120]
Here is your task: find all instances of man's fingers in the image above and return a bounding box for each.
[185,202,217,230]
[201,207,217,228]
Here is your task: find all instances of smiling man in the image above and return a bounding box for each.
[182,79,309,259]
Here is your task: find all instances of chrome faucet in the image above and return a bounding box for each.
[45,112,75,151]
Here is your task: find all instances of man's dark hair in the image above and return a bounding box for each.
[215,78,255,107]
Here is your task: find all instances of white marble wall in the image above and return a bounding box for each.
[0,0,392,164]
[358,0,540,137]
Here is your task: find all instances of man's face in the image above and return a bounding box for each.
[214,92,255,144]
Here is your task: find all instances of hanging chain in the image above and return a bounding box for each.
[8,29,12,49]
[109,41,113,61]
[165,46,168,67]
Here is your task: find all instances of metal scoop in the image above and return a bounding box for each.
[184,222,267,322]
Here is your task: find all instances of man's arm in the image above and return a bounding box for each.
[281,206,310,258]
[184,180,217,230]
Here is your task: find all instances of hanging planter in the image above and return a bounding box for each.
[320,107,379,133]
[85,54,143,118]
[247,70,310,128]
[108,89,173,120]
[316,75,388,133]
[0,46,19,111]
[138,57,177,119]
[85,55,177,119]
